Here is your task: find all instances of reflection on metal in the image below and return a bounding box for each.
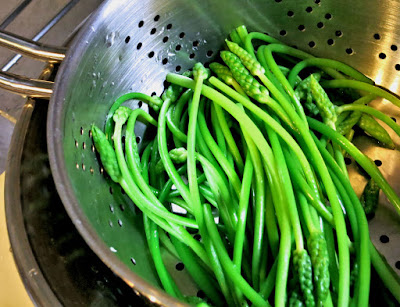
[0,31,65,63]
[1,0,80,72]
[0,71,52,98]
[0,109,16,124]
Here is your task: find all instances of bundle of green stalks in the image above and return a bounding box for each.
[92,25,400,307]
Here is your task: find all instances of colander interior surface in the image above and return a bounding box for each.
[48,0,400,304]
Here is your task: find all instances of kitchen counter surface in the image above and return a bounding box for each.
[0,172,33,307]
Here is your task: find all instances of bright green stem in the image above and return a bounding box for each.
[265,186,279,258]
[329,170,359,243]
[166,107,187,143]
[105,92,156,141]
[196,153,238,239]
[288,58,373,88]
[259,258,278,300]
[140,140,153,183]
[188,73,205,221]
[370,243,400,303]
[144,215,182,298]
[171,235,223,306]
[258,239,269,290]
[156,100,210,266]
[197,102,242,197]
[187,75,213,303]
[204,236,236,307]
[335,94,377,127]
[282,147,333,225]
[268,120,304,250]
[233,153,254,276]
[321,79,400,109]
[158,230,179,259]
[337,104,400,137]
[209,77,315,189]
[213,103,245,172]
[308,117,400,216]
[157,165,187,203]
[243,70,350,306]
[203,204,270,307]
[233,152,254,301]
[263,162,292,307]
[315,135,396,305]
[311,132,371,307]
[261,43,345,80]
[297,191,318,234]
[242,128,266,289]
[329,170,369,307]
[167,73,291,306]
[230,29,242,45]
[158,99,191,204]
[198,187,218,208]
[232,79,249,97]
[196,121,219,167]
[172,89,192,146]
[323,219,339,294]
[353,93,378,105]
[149,137,160,187]
[211,103,227,156]
[125,109,197,228]
[334,141,347,175]
[236,25,249,45]
[325,292,334,307]
[257,45,292,103]
[244,32,281,58]
[263,45,307,123]
[117,155,207,270]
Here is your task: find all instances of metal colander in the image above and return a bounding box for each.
[2,0,400,305]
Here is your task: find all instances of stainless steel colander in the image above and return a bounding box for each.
[2,0,400,305]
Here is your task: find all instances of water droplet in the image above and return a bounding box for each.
[88,79,97,98]
[105,32,116,47]
[28,268,38,276]
[110,247,117,253]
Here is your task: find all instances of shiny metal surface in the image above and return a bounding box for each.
[0,30,65,98]
[0,70,53,98]
[0,30,66,63]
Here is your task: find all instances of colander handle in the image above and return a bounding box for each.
[0,30,66,99]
